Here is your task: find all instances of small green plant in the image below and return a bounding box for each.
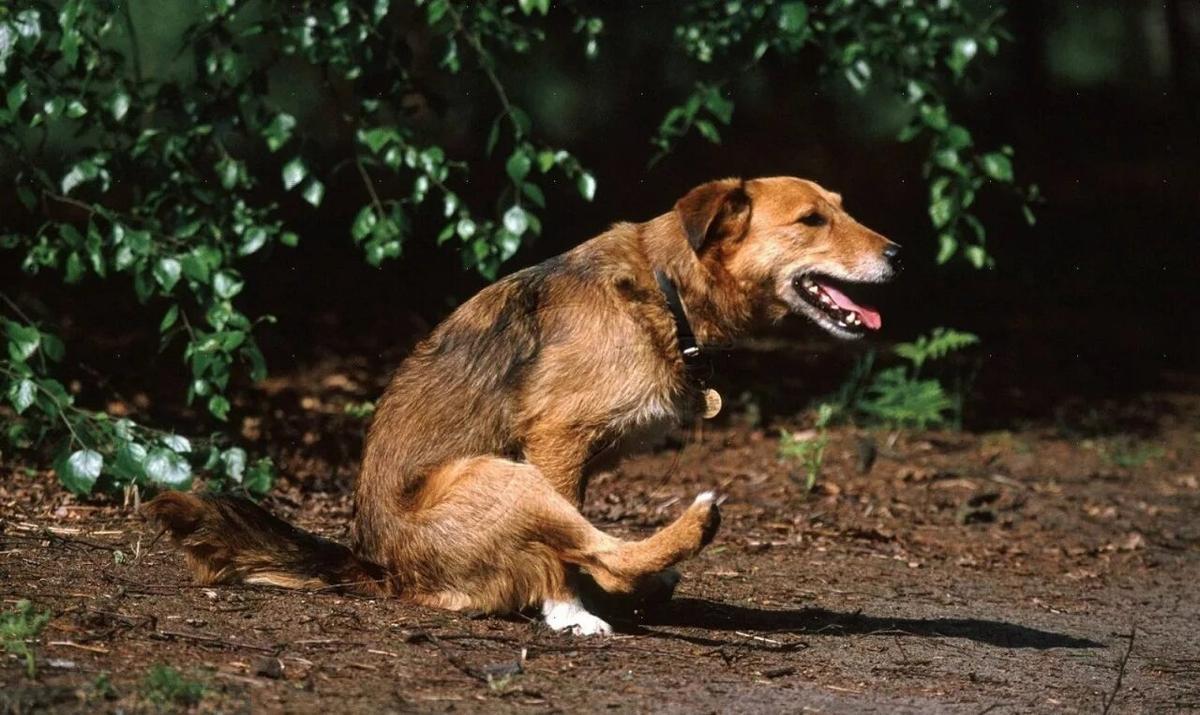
[1,600,52,678]
[832,328,980,429]
[344,400,377,419]
[1090,437,1166,468]
[91,671,115,701]
[142,665,208,708]
[779,403,834,493]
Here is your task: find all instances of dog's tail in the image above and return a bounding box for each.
[143,492,392,597]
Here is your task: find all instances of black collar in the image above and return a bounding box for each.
[654,268,706,375]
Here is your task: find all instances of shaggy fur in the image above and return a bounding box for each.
[145,176,897,632]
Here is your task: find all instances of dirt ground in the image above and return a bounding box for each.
[2,351,1199,714]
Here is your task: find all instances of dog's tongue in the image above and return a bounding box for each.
[820,283,882,330]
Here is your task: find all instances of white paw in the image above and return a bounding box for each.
[693,490,716,506]
[542,598,612,636]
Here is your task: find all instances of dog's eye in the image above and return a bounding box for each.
[798,213,827,227]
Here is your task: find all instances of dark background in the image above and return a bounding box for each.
[6,0,1199,430]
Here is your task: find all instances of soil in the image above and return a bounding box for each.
[2,349,1199,714]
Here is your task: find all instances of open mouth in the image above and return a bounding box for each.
[792,274,883,336]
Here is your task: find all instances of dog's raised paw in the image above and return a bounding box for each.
[542,598,613,636]
[689,490,722,548]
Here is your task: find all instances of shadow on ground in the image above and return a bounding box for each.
[630,597,1103,650]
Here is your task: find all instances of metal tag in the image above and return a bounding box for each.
[701,388,722,419]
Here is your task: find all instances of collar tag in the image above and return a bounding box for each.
[701,388,722,419]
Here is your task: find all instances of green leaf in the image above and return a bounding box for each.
[520,182,546,208]
[208,394,231,420]
[929,196,954,228]
[282,157,308,190]
[160,305,180,333]
[213,270,244,299]
[948,37,979,76]
[8,379,36,414]
[301,178,325,207]
[108,90,130,121]
[981,152,1014,182]
[58,449,103,495]
[244,457,274,493]
[1021,204,1037,227]
[576,172,596,201]
[153,257,182,292]
[505,151,531,182]
[936,233,957,264]
[503,205,528,235]
[352,206,377,241]
[6,322,41,361]
[264,113,296,152]
[7,81,29,115]
[144,448,192,488]
[162,434,191,453]
[239,227,268,256]
[221,447,247,483]
[359,127,396,154]
[41,334,64,362]
[963,245,990,269]
[778,2,809,33]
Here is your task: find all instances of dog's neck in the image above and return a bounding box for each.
[639,213,755,347]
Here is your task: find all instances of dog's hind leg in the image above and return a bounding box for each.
[393,457,720,634]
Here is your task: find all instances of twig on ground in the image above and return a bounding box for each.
[1102,625,1137,715]
[152,629,280,654]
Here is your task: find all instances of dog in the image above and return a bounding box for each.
[144,176,898,635]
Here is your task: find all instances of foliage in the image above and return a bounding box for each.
[663,0,1039,268]
[779,403,833,493]
[1,600,52,679]
[0,0,1022,496]
[141,665,209,708]
[1089,437,1166,468]
[831,328,980,429]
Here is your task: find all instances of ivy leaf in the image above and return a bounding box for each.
[263,112,296,152]
[301,178,325,207]
[213,271,244,299]
[160,304,180,333]
[948,37,979,76]
[144,448,192,487]
[351,206,377,241]
[108,90,130,121]
[576,172,596,202]
[936,233,957,264]
[505,151,531,182]
[8,379,36,414]
[58,449,103,495]
[5,322,41,361]
[281,157,308,190]
[503,205,528,236]
[153,257,182,292]
[243,457,274,493]
[208,394,231,420]
[981,152,1014,182]
[239,227,268,256]
[778,2,809,33]
[221,447,247,483]
[161,434,191,453]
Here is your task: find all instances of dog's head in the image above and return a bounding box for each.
[676,176,900,339]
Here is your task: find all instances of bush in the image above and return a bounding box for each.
[0,0,1030,496]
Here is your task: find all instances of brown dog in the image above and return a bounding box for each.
[145,176,898,635]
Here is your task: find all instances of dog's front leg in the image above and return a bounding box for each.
[523,429,594,505]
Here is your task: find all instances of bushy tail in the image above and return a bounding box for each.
[143,492,391,597]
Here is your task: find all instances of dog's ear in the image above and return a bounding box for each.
[674,179,752,251]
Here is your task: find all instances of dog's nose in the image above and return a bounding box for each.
[883,244,901,261]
